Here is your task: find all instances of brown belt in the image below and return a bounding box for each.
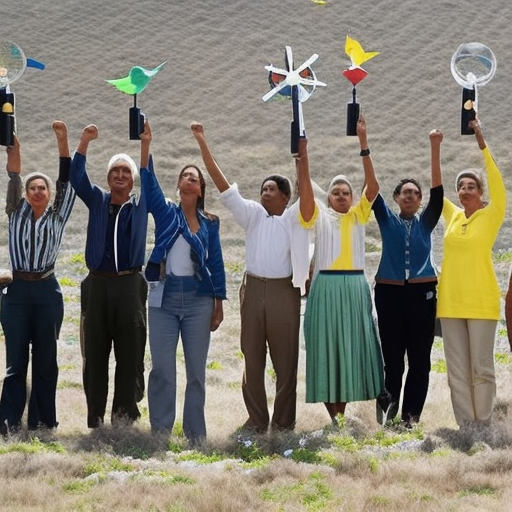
[89,267,141,278]
[13,268,55,281]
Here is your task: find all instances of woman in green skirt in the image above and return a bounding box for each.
[297,117,384,421]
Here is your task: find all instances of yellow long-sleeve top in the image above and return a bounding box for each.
[437,147,506,320]
[300,193,373,280]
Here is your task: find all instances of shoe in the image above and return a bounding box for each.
[376,391,399,426]
[238,420,267,435]
[401,414,420,430]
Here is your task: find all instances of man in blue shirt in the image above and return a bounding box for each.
[70,123,157,428]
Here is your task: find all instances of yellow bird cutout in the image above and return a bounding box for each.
[345,35,379,68]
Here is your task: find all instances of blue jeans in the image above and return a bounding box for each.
[0,276,63,430]
[148,275,213,441]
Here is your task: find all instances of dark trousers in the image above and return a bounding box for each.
[81,272,147,427]
[0,276,63,430]
[239,273,301,431]
[374,281,436,421]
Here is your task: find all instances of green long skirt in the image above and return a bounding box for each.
[304,270,384,403]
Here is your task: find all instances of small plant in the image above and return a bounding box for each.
[261,471,334,509]
[142,470,194,484]
[224,261,245,274]
[175,451,225,464]
[431,359,447,373]
[237,435,265,462]
[0,437,66,455]
[168,437,187,453]
[57,380,83,390]
[58,277,77,287]
[69,253,86,265]
[172,420,184,438]
[458,485,497,498]
[62,480,96,494]
[495,352,512,364]
[83,454,135,477]
[493,248,512,263]
[206,360,222,370]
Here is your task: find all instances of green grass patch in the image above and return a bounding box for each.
[493,248,512,263]
[267,366,276,381]
[431,359,447,373]
[141,470,195,484]
[59,364,77,371]
[330,426,423,453]
[432,339,443,351]
[206,360,222,370]
[62,479,96,494]
[0,438,67,455]
[495,352,512,364]
[458,484,498,498]
[83,454,136,477]
[69,253,86,265]
[59,277,78,287]
[261,471,335,510]
[225,261,245,274]
[175,451,226,464]
[57,380,83,390]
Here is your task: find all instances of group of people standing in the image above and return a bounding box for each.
[0,111,506,442]
[0,120,226,444]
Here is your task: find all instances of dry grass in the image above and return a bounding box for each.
[1,0,512,510]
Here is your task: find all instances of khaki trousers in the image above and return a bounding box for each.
[440,318,497,426]
[239,273,301,431]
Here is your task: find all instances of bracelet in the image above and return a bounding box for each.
[360,148,370,157]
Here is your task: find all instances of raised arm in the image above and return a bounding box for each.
[140,120,151,169]
[471,117,486,151]
[76,124,99,156]
[51,120,76,214]
[296,137,315,222]
[191,123,230,192]
[5,135,22,216]
[429,129,443,188]
[5,134,21,174]
[53,120,70,159]
[357,116,379,201]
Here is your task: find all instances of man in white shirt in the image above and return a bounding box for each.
[191,123,311,432]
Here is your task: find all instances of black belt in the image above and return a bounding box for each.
[89,267,141,278]
[13,268,55,281]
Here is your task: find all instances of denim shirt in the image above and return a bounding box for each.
[145,157,226,303]
[373,186,443,284]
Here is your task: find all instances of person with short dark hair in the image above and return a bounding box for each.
[70,121,158,428]
[191,122,311,433]
[0,121,76,435]
[437,118,505,428]
[373,129,444,427]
